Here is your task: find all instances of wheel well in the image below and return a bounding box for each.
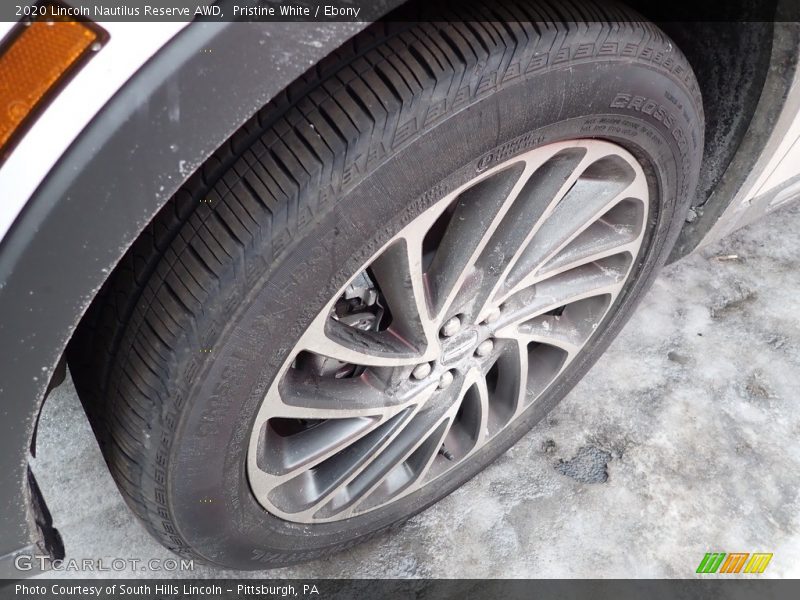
[657,20,774,216]
[631,0,781,260]
[2,13,385,567]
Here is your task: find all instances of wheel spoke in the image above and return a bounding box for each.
[352,419,452,514]
[472,373,491,447]
[535,198,645,280]
[256,415,382,476]
[413,368,486,484]
[300,311,429,367]
[352,367,487,510]
[496,253,632,331]
[460,147,591,323]
[316,394,458,518]
[498,293,611,356]
[368,236,440,357]
[508,339,529,420]
[501,155,645,301]
[273,368,417,418]
[249,405,420,518]
[425,162,527,319]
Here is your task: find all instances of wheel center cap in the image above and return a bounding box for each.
[440,328,479,365]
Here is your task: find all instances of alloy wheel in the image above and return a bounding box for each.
[247,139,649,523]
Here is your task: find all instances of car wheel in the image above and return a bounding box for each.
[70,0,703,569]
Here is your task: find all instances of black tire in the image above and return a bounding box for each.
[69,0,703,569]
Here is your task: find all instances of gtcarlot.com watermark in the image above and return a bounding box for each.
[14,554,194,572]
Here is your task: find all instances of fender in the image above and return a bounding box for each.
[0,12,401,574]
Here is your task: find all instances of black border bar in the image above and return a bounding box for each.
[1,0,796,23]
[3,579,800,600]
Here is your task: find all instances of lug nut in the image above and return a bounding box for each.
[484,307,501,324]
[411,362,432,380]
[475,339,494,357]
[441,316,462,337]
[438,370,454,390]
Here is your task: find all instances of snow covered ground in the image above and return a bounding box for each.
[31,201,800,578]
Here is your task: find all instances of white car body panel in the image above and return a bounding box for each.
[700,69,800,247]
[0,22,188,242]
[757,124,800,195]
